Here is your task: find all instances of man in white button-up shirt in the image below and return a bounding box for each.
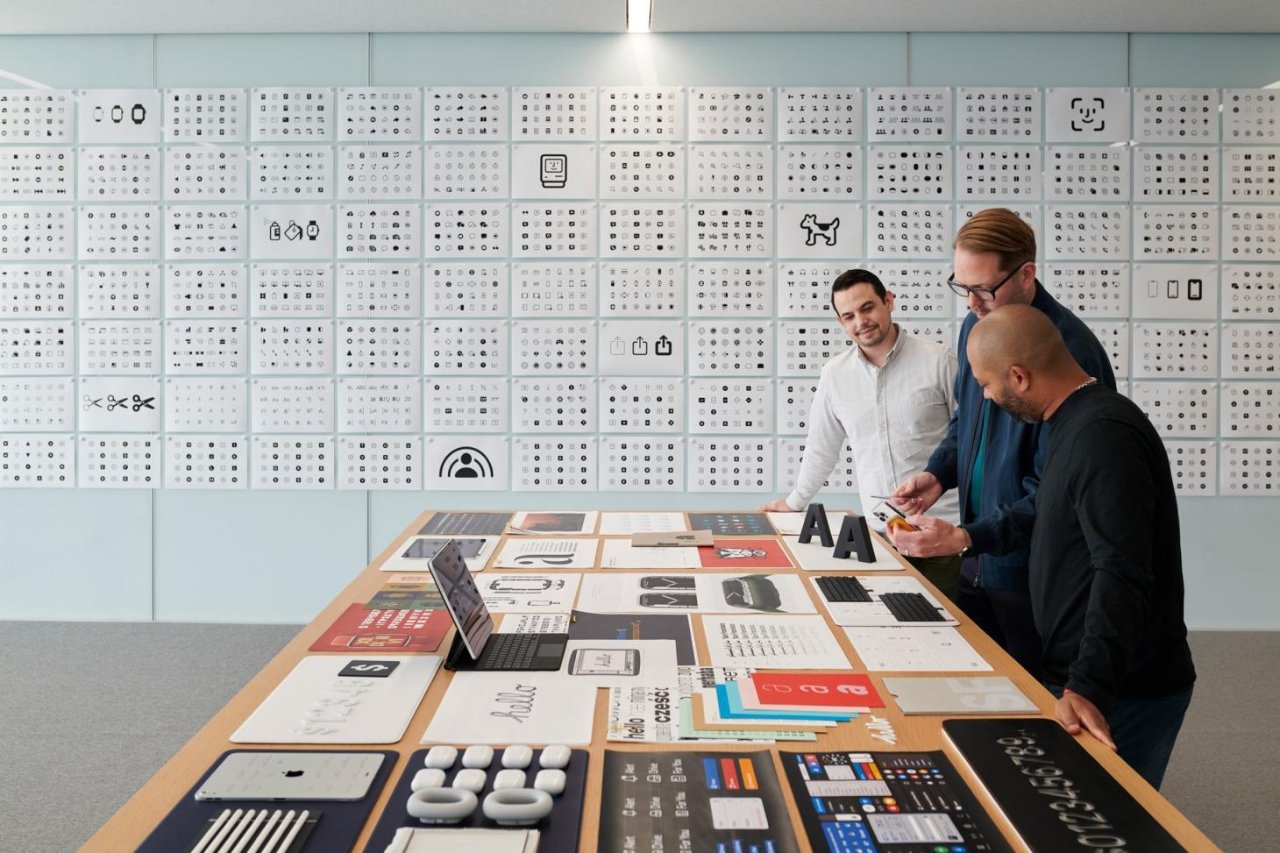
[761,269,961,598]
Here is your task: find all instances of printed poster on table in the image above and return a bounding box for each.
[309,603,450,653]
[599,750,800,853]
[423,670,596,745]
[576,573,816,614]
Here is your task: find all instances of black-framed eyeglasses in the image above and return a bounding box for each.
[947,262,1029,302]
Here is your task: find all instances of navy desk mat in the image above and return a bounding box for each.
[137,749,400,853]
[362,747,588,852]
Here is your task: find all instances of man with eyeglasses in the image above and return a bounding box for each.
[888,208,1116,678]
[760,268,962,599]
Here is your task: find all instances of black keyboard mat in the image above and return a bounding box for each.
[137,749,399,853]
[880,591,946,622]
[363,747,589,853]
[816,575,873,603]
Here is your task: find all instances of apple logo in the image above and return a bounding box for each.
[284,769,304,778]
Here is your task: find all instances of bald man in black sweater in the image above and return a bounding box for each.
[964,305,1195,789]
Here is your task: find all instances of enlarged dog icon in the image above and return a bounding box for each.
[800,213,840,247]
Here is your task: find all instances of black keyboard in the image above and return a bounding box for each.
[815,575,872,603]
[477,632,543,670]
[880,592,946,622]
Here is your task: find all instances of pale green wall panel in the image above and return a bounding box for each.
[0,491,152,620]
[371,33,908,86]
[1130,34,1280,87]
[0,35,154,88]
[154,34,369,87]
[910,33,1128,86]
[153,491,368,623]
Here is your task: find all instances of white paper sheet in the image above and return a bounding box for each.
[780,534,904,571]
[232,655,441,744]
[702,615,849,669]
[423,670,596,745]
[843,626,992,672]
[502,613,572,634]
[600,539,700,570]
[598,511,689,535]
[577,573,816,615]
[559,639,678,686]
[764,510,848,536]
[476,573,581,613]
[494,538,599,570]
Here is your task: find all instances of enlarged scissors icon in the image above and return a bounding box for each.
[106,394,156,412]
[82,394,104,410]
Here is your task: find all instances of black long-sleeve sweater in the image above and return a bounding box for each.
[1030,384,1196,712]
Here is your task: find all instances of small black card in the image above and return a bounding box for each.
[338,660,399,678]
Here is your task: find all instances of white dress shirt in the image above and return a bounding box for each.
[784,326,960,529]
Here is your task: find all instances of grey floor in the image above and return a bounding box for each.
[0,625,1273,852]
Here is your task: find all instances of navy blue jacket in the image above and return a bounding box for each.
[924,282,1117,591]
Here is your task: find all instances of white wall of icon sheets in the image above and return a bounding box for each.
[2,83,1276,497]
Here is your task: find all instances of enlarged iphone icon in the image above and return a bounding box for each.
[540,153,568,188]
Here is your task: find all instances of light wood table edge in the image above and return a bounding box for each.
[84,509,1220,853]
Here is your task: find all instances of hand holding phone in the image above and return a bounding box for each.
[870,498,919,532]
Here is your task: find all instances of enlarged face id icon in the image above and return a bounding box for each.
[338,659,400,678]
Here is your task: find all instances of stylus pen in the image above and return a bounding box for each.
[258,809,294,853]
[191,808,234,853]
[243,810,283,853]
[273,809,310,853]
[214,808,256,853]
[230,808,270,853]
[203,808,244,853]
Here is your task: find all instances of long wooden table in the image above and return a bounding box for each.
[87,510,1218,852]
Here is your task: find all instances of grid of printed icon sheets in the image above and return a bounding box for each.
[0,85,1276,494]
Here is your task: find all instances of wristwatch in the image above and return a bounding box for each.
[957,528,973,558]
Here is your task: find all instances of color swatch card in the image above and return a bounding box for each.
[476,572,581,613]
[703,615,849,669]
[597,511,688,535]
[309,604,450,653]
[577,573,816,615]
[780,534,904,571]
[599,750,799,853]
[843,627,991,672]
[509,510,599,534]
[494,538,598,570]
[377,535,498,573]
[231,655,441,744]
[423,670,596,745]
[747,671,884,711]
[882,676,1037,715]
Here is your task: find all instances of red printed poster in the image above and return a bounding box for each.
[697,539,795,569]
[750,672,884,709]
[309,603,450,653]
